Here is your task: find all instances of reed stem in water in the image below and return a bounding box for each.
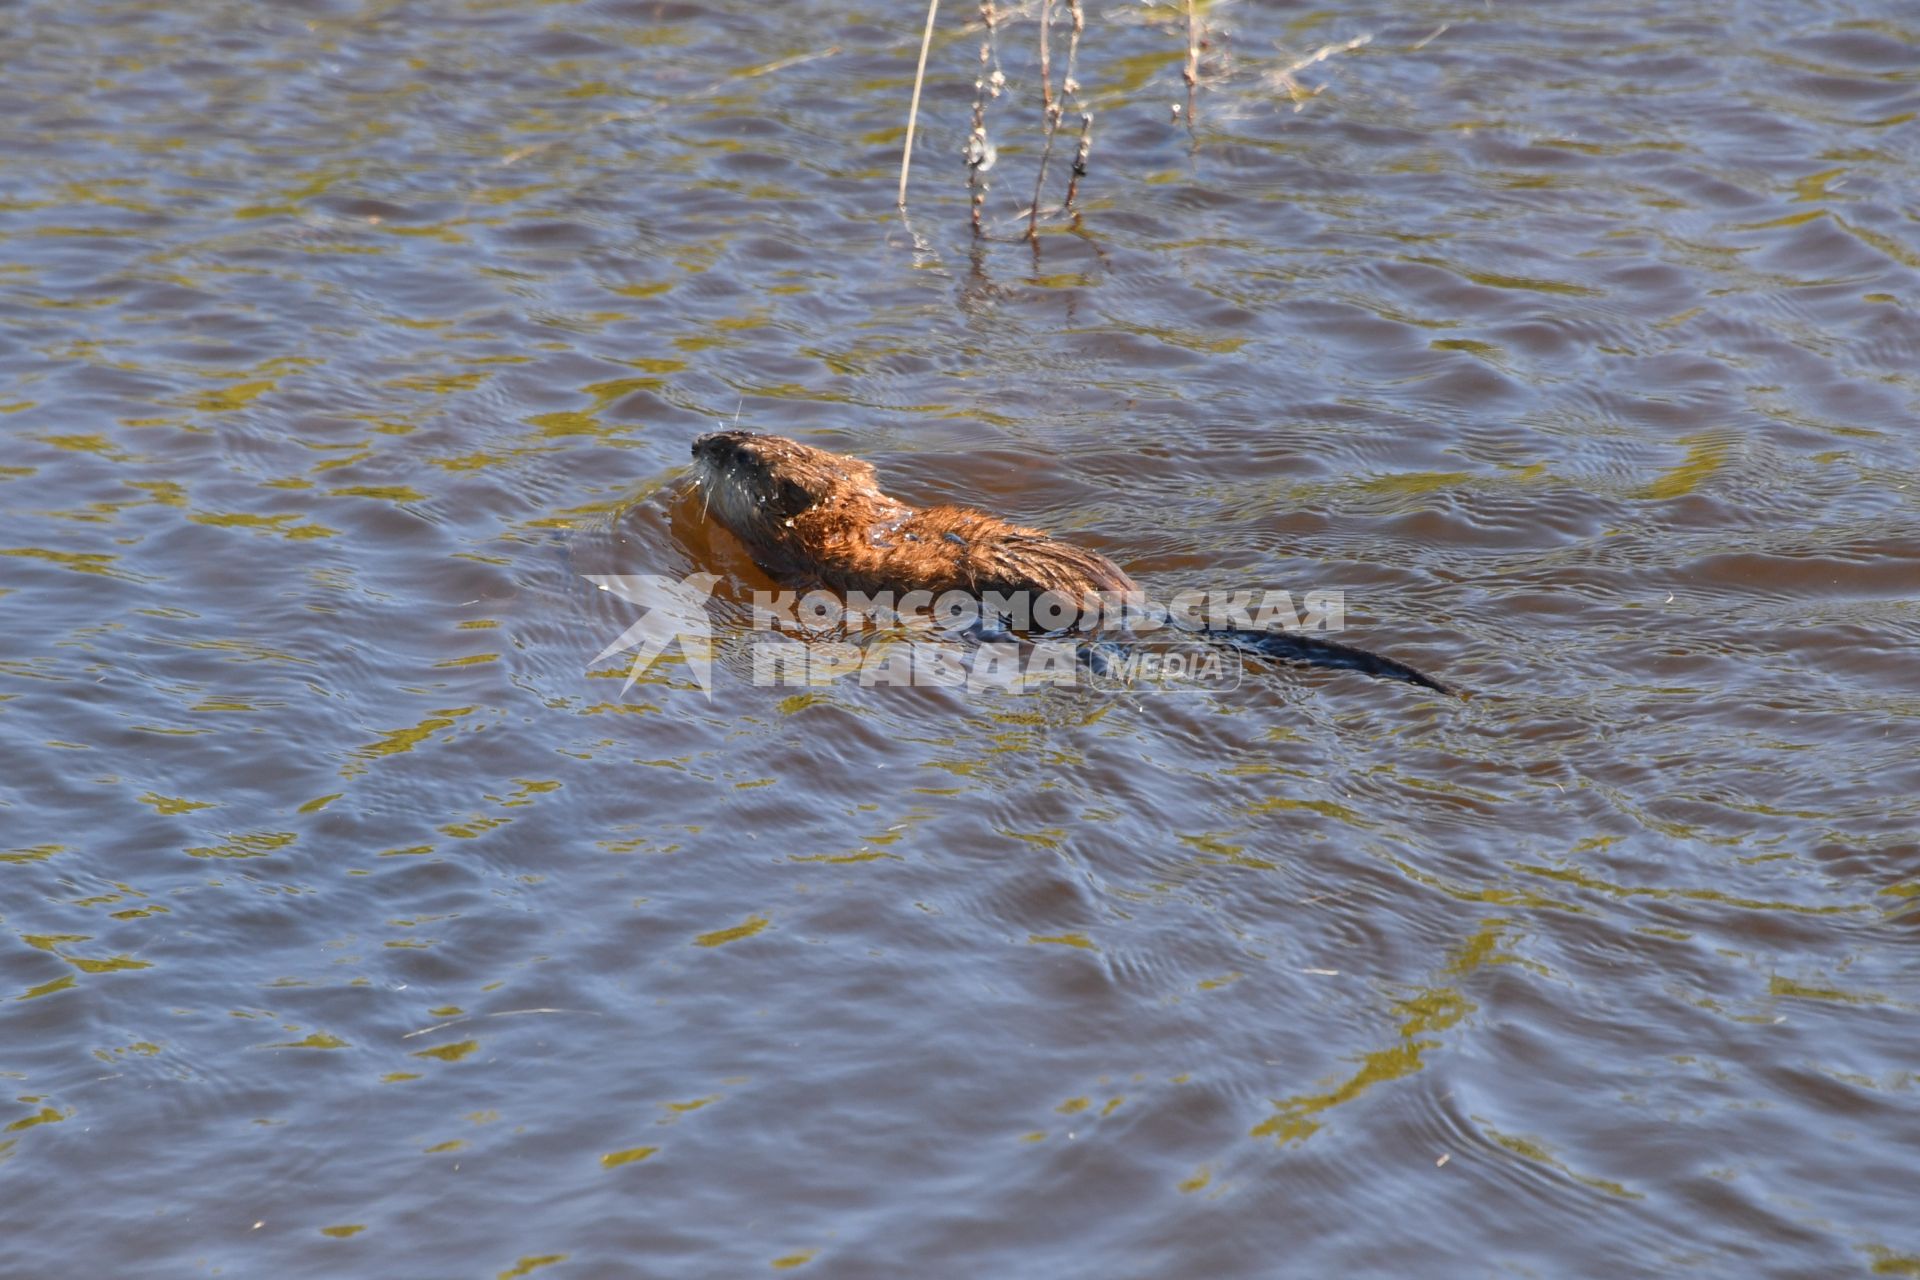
[898,0,942,209]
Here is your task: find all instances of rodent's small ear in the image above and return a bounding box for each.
[777,478,813,514]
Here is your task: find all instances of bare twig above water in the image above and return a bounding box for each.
[966,0,1003,235]
[1182,0,1201,122]
[899,0,942,208]
[1026,0,1062,242]
[1036,0,1057,118]
[898,0,1096,239]
[1064,111,1093,210]
[1270,32,1373,112]
[733,48,845,82]
[1277,32,1375,79]
[1060,0,1091,214]
[1063,0,1085,114]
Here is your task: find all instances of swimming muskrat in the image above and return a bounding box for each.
[689,430,1453,694]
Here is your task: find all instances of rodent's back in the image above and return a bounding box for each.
[694,429,1133,602]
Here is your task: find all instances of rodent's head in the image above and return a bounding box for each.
[690,430,877,534]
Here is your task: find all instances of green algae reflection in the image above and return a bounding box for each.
[1252,918,1521,1145]
[693,915,769,947]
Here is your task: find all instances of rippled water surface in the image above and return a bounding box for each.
[3,0,1918,1275]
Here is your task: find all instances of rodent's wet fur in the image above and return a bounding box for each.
[690,430,1453,694]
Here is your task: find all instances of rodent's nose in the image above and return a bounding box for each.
[692,430,749,461]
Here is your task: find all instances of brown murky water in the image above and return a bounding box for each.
[3,0,1917,1274]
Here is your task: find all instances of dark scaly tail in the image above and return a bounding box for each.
[1203,627,1456,695]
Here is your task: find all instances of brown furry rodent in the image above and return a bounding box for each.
[689,429,1453,694]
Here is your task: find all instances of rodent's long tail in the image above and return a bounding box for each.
[1203,627,1455,695]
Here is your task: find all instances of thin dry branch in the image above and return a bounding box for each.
[1278,31,1374,79]
[1064,0,1085,98]
[1026,0,1065,241]
[1271,32,1373,113]
[1060,0,1090,210]
[1037,0,1056,115]
[898,0,942,208]
[1183,0,1201,120]
[967,0,1002,235]
[1064,111,1092,209]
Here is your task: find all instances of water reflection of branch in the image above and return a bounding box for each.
[953,204,1110,325]
[894,205,942,273]
[960,235,995,317]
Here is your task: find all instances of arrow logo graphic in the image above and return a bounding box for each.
[585,573,721,699]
